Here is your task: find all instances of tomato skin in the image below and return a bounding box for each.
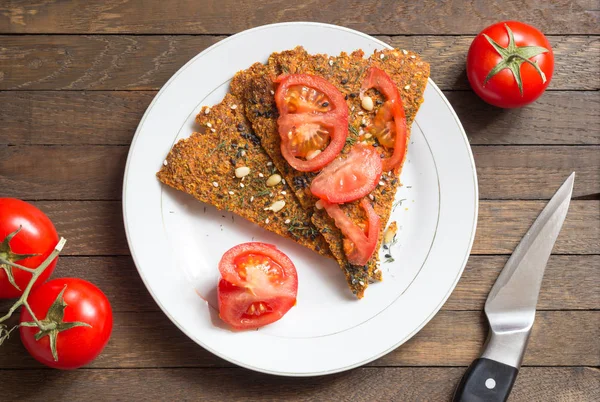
[275,74,348,118]
[217,243,298,330]
[20,278,113,370]
[361,67,408,172]
[310,144,382,203]
[278,113,347,172]
[467,21,554,108]
[322,199,381,266]
[275,74,348,172]
[0,198,59,299]
[218,279,296,331]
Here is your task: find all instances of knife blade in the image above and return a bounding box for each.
[453,172,575,402]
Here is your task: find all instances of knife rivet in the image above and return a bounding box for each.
[485,378,496,389]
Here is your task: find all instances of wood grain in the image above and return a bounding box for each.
[21,200,597,256]
[0,367,598,401]
[2,255,597,314]
[447,255,600,311]
[0,0,597,34]
[30,201,129,256]
[475,201,599,255]
[2,91,598,146]
[3,146,598,200]
[0,35,597,90]
[0,91,156,145]
[446,91,600,145]
[474,146,600,200]
[1,310,597,369]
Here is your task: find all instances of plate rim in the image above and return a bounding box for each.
[122,21,479,376]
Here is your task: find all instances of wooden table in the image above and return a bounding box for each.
[1,1,598,400]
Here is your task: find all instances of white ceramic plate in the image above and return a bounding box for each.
[123,22,478,376]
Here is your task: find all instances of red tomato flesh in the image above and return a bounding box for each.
[310,144,382,203]
[361,67,408,172]
[218,242,298,330]
[0,198,59,299]
[275,74,348,172]
[322,199,381,266]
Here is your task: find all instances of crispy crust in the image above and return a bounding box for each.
[157,94,331,258]
[231,47,429,298]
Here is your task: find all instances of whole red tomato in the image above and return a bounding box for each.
[0,198,59,299]
[467,21,554,108]
[20,278,113,369]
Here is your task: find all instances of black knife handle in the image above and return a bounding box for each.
[452,358,519,402]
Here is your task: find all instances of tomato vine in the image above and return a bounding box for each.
[0,227,67,348]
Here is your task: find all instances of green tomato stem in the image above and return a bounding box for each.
[0,259,37,274]
[0,238,66,328]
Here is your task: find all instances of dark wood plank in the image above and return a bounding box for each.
[475,201,599,255]
[0,367,598,401]
[0,91,156,145]
[0,146,128,200]
[21,201,597,256]
[0,0,597,34]
[30,201,129,256]
[0,35,225,91]
[2,91,598,146]
[447,91,600,145]
[2,255,596,314]
[435,255,600,311]
[0,35,597,90]
[474,146,600,200]
[1,310,597,368]
[3,146,598,200]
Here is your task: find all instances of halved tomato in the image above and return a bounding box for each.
[360,67,408,172]
[310,144,382,203]
[275,74,348,172]
[217,242,298,330]
[275,74,347,117]
[322,199,381,266]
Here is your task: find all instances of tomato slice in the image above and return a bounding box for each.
[360,67,408,172]
[275,74,348,172]
[278,113,347,172]
[275,74,347,117]
[310,144,382,203]
[217,242,298,330]
[283,85,333,114]
[322,199,381,266]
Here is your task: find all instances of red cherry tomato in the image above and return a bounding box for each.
[0,198,59,299]
[218,242,298,330]
[20,278,113,369]
[322,199,381,266]
[360,67,408,172]
[310,144,382,203]
[467,21,554,108]
[275,74,348,172]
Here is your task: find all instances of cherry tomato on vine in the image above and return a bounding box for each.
[467,21,554,108]
[20,278,113,369]
[0,198,59,299]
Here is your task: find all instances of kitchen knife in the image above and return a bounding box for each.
[452,172,575,402]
